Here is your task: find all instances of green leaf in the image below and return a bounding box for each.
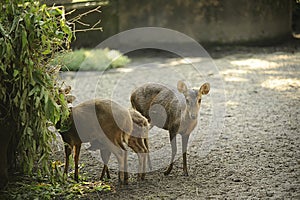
[0,23,10,39]
[32,71,45,86]
[29,86,40,96]
[42,48,51,55]
[45,98,60,123]
[13,69,19,77]
[55,7,63,15]
[35,96,41,108]
[9,16,20,34]
[21,29,28,50]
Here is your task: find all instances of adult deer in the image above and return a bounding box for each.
[87,108,150,181]
[60,99,132,185]
[130,80,210,176]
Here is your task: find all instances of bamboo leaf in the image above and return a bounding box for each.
[0,0,74,185]
[13,69,19,77]
[21,28,28,50]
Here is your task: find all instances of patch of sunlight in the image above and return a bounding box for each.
[293,33,300,39]
[168,57,203,66]
[84,50,91,57]
[261,78,300,91]
[225,76,248,82]
[263,70,284,75]
[226,100,239,106]
[221,69,248,75]
[115,68,134,73]
[268,54,290,60]
[168,59,184,66]
[182,57,204,64]
[72,0,90,2]
[231,58,278,69]
[106,49,122,61]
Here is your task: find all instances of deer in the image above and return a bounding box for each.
[130,80,210,176]
[87,108,150,181]
[59,99,133,185]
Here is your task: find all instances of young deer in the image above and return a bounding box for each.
[60,99,132,185]
[88,108,150,181]
[130,80,210,176]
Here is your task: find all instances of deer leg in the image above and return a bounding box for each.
[64,144,72,176]
[74,143,81,182]
[141,153,146,180]
[106,166,110,179]
[116,150,128,186]
[182,134,190,176]
[144,138,152,171]
[100,150,111,180]
[164,134,177,176]
[124,150,129,185]
[137,153,146,181]
[100,165,110,180]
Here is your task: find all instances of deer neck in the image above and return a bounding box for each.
[180,108,196,125]
[178,110,197,135]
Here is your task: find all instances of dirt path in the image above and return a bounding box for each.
[58,45,300,199]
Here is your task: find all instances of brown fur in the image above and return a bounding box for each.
[60,99,132,185]
[88,108,150,181]
[130,81,210,176]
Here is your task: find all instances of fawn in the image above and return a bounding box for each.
[130,80,210,176]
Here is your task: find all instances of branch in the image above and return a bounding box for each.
[74,27,103,33]
[68,6,101,23]
[67,6,102,33]
[91,19,101,29]
[65,9,76,16]
[76,20,90,27]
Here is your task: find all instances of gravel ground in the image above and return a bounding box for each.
[57,43,300,199]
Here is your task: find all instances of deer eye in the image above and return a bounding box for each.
[198,98,202,104]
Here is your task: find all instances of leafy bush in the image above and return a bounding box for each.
[0,0,71,180]
[52,48,131,71]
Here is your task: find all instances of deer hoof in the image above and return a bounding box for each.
[164,170,171,176]
[164,163,173,176]
[138,173,146,181]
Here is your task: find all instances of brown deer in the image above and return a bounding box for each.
[60,99,132,185]
[130,80,210,176]
[88,108,150,181]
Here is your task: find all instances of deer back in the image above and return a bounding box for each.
[131,81,210,134]
[69,99,132,150]
[131,83,186,132]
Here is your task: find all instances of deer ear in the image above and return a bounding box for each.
[177,80,188,94]
[199,83,210,95]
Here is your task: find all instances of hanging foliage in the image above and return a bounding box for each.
[0,0,72,179]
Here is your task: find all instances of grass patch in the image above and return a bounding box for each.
[52,48,131,71]
[0,161,112,199]
[0,178,111,200]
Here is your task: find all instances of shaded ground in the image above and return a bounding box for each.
[57,41,300,199]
